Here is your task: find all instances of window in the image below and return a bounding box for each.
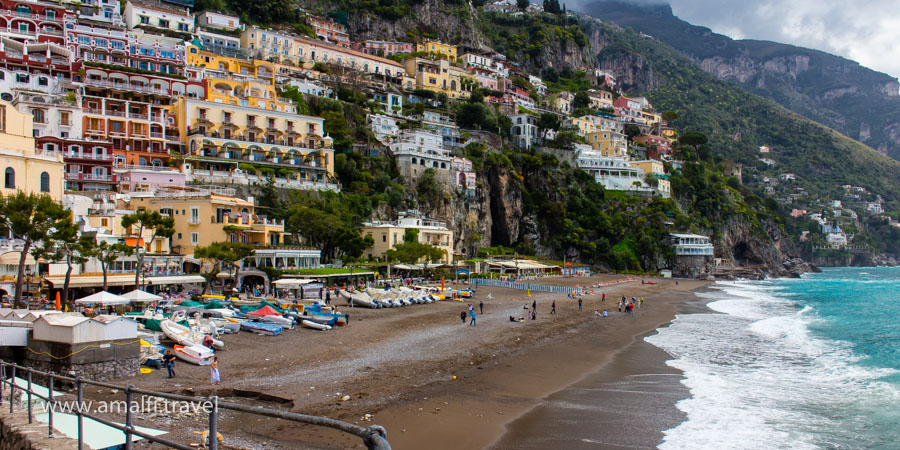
[16,73,29,83]
[77,35,90,44]
[38,77,48,86]
[60,111,70,126]
[4,168,14,189]
[0,106,5,131]
[190,207,199,223]
[139,15,149,24]
[158,19,169,28]
[19,23,28,33]
[191,233,199,244]
[46,10,56,19]
[32,109,46,124]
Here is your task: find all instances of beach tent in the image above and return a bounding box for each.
[74,291,130,305]
[121,289,163,303]
[247,305,281,317]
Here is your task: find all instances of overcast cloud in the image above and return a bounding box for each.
[665,0,900,80]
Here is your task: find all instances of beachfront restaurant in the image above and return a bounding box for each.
[485,259,560,274]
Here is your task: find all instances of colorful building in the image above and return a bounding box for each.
[362,210,454,263]
[0,101,64,200]
[351,40,413,56]
[416,40,457,60]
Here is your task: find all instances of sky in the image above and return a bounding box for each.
[664,0,900,80]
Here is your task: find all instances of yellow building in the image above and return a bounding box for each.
[0,101,64,200]
[586,130,628,158]
[240,26,302,64]
[403,58,472,99]
[128,187,288,256]
[416,40,457,60]
[567,116,597,136]
[186,44,294,113]
[630,160,671,198]
[362,211,454,264]
[171,97,335,187]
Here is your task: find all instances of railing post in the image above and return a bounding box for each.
[10,365,15,413]
[125,385,134,450]
[1,363,5,406]
[48,373,55,437]
[27,370,33,423]
[208,395,218,450]
[76,377,84,450]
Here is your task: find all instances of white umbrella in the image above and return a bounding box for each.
[120,289,163,303]
[74,291,130,305]
[273,279,314,287]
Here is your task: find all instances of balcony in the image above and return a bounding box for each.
[65,173,117,183]
[150,132,165,139]
[129,112,149,120]
[188,217,201,225]
[2,9,65,24]
[65,153,113,161]
[83,78,169,95]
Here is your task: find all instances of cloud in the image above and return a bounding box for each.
[667,0,900,80]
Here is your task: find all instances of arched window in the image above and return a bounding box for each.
[40,172,50,192]
[4,168,14,189]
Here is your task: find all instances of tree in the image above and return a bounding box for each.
[456,103,491,129]
[385,228,444,264]
[194,242,255,294]
[517,0,529,10]
[624,124,642,141]
[121,211,175,288]
[0,193,70,306]
[414,102,425,117]
[537,112,561,141]
[543,0,561,14]
[34,217,95,305]
[90,241,134,291]
[661,110,679,123]
[573,91,591,110]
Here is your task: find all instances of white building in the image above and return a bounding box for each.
[670,234,715,256]
[195,11,241,31]
[867,203,884,214]
[575,149,653,194]
[124,0,194,34]
[510,114,539,149]
[284,78,333,98]
[12,93,82,141]
[368,114,400,145]
[528,75,547,97]
[451,157,476,197]
[390,129,451,179]
[198,29,242,55]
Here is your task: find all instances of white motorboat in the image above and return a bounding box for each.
[301,319,332,331]
[160,319,224,350]
[173,344,215,366]
[258,315,295,329]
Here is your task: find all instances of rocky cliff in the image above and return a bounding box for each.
[713,217,818,279]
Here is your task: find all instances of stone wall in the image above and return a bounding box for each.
[0,337,139,383]
[24,357,139,383]
[0,400,79,449]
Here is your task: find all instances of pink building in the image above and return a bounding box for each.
[119,168,185,193]
[351,40,412,56]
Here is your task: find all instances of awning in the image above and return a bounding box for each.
[124,238,145,247]
[0,252,35,265]
[75,291,130,305]
[272,279,314,287]
[145,275,205,285]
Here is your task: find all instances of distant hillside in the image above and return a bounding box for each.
[581,18,900,211]
[582,1,900,162]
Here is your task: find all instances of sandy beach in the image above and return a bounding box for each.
[105,275,708,448]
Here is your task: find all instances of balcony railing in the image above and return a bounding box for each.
[65,153,113,161]
[83,78,169,95]
[1,9,65,23]
[65,173,117,182]
[150,132,165,139]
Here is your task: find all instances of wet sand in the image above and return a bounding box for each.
[105,276,707,448]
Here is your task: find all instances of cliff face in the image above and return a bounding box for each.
[583,1,900,162]
[713,217,817,279]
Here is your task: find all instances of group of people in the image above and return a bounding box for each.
[460,301,483,326]
[617,296,644,315]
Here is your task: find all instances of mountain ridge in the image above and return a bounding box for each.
[581,0,900,160]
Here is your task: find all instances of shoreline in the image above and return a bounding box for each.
[105,276,710,449]
[371,281,710,450]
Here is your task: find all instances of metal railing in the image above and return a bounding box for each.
[0,361,390,449]
[472,278,580,295]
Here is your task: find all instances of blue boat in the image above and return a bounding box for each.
[240,321,283,336]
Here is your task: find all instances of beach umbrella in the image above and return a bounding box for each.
[74,291,130,305]
[55,291,60,311]
[121,289,163,303]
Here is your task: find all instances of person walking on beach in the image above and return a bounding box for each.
[551,301,557,315]
[469,309,477,326]
[210,356,220,385]
[639,297,644,308]
[532,299,536,311]
[602,292,606,302]
[531,309,536,320]
[578,298,583,311]
[164,350,176,378]
[460,310,467,324]
[617,300,622,312]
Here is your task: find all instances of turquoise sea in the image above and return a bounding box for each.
[647,267,900,449]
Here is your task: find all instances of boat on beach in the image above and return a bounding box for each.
[240,321,283,336]
[173,344,215,365]
[160,319,224,350]
[301,319,332,331]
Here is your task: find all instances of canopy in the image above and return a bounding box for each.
[74,291,130,305]
[0,251,35,265]
[247,306,281,317]
[120,290,163,303]
[273,279,314,287]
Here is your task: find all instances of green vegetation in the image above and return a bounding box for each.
[385,229,444,263]
[479,11,588,62]
[194,242,256,294]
